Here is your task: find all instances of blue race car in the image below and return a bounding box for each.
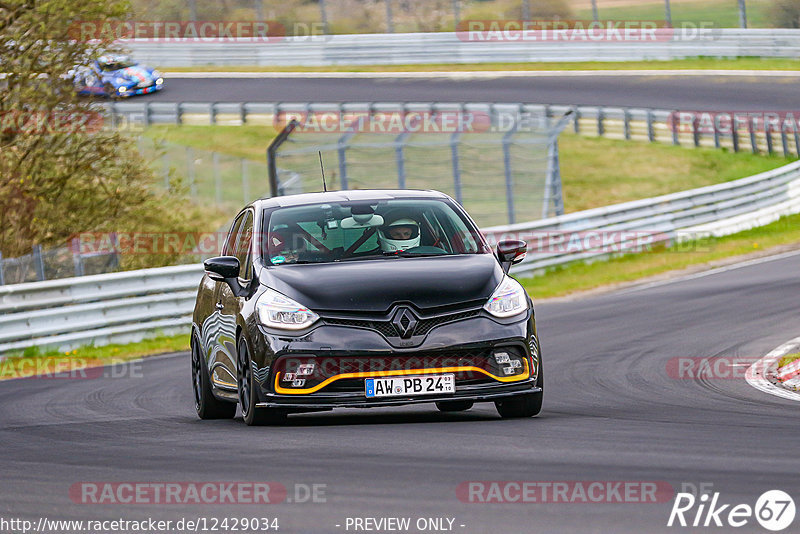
[73,54,164,98]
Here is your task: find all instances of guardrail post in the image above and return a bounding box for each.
[573,107,580,134]
[647,110,655,142]
[210,102,217,125]
[71,238,84,277]
[450,132,462,204]
[623,109,631,140]
[749,117,758,154]
[176,102,183,125]
[240,102,247,124]
[242,159,250,203]
[33,244,45,281]
[213,152,222,205]
[0,251,5,286]
[597,108,605,137]
[692,116,700,147]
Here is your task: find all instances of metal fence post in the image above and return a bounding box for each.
[395,133,407,189]
[738,0,748,29]
[590,0,599,21]
[623,109,631,141]
[240,102,247,124]
[242,159,250,204]
[647,110,655,142]
[794,128,800,157]
[692,116,701,147]
[385,0,394,32]
[210,102,217,125]
[732,124,740,153]
[713,121,721,149]
[664,0,672,26]
[672,111,680,146]
[33,244,45,281]
[750,117,758,154]
[213,152,222,205]
[71,238,84,277]
[319,0,329,34]
[450,132,462,204]
[502,127,517,225]
[766,127,774,155]
[781,127,790,158]
[452,0,461,28]
[597,108,605,137]
[0,251,4,286]
[573,107,581,134]
[187,147,197,198]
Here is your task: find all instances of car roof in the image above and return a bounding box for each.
[255,189,449,209]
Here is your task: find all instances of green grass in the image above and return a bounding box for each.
[574,0,772,29]
[517,212,800,299]
[0,334,188,380]
[559,134,791,212]
[144,125,279,161]
[778,353,800,369]
[164,57,800,73]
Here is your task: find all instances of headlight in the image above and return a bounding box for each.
[118,86,127,93]
[155,77,163,85]
[483,276,528,318]
[256,288,319,330]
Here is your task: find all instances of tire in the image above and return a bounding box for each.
[192,335,237,420]
[436,400,474,412]
[103,83,119,99]
[495,364,543,419]
[237,337,287,426]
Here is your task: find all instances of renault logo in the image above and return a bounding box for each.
[391,307,419,339]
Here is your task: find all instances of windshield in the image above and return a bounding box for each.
[98,57,136,71]
[261,198,490,265]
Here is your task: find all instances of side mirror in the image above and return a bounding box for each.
[497,240,527,273]
[204,256,240,281]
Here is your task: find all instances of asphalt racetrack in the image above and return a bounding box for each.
[2,251,799,533]
[152,74,800,110]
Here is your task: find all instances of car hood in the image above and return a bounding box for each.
[112,66,153,85]
[259,254,503,313]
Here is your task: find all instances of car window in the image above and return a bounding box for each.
[223,213,245,256]
[262,198,489,265]
[234,211,254,280]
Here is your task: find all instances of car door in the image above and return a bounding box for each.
[213,209,254,390]
[203,212,245,390]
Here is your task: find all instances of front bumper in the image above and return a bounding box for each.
[249,310,540,410]
[118,82,164,97]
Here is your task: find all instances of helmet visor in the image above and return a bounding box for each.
[383,224,419,241]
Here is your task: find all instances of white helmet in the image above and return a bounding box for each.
[379,218,421,252]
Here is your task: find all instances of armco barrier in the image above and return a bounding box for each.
[123,29,800,67]
[2,161,799,356]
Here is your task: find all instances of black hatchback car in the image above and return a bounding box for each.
[192,190,542,425]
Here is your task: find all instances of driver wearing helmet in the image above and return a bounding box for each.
[379,216,421,253]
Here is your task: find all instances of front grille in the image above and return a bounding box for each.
[323,309,480,339]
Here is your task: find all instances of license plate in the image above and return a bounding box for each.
[365,374,455,398]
